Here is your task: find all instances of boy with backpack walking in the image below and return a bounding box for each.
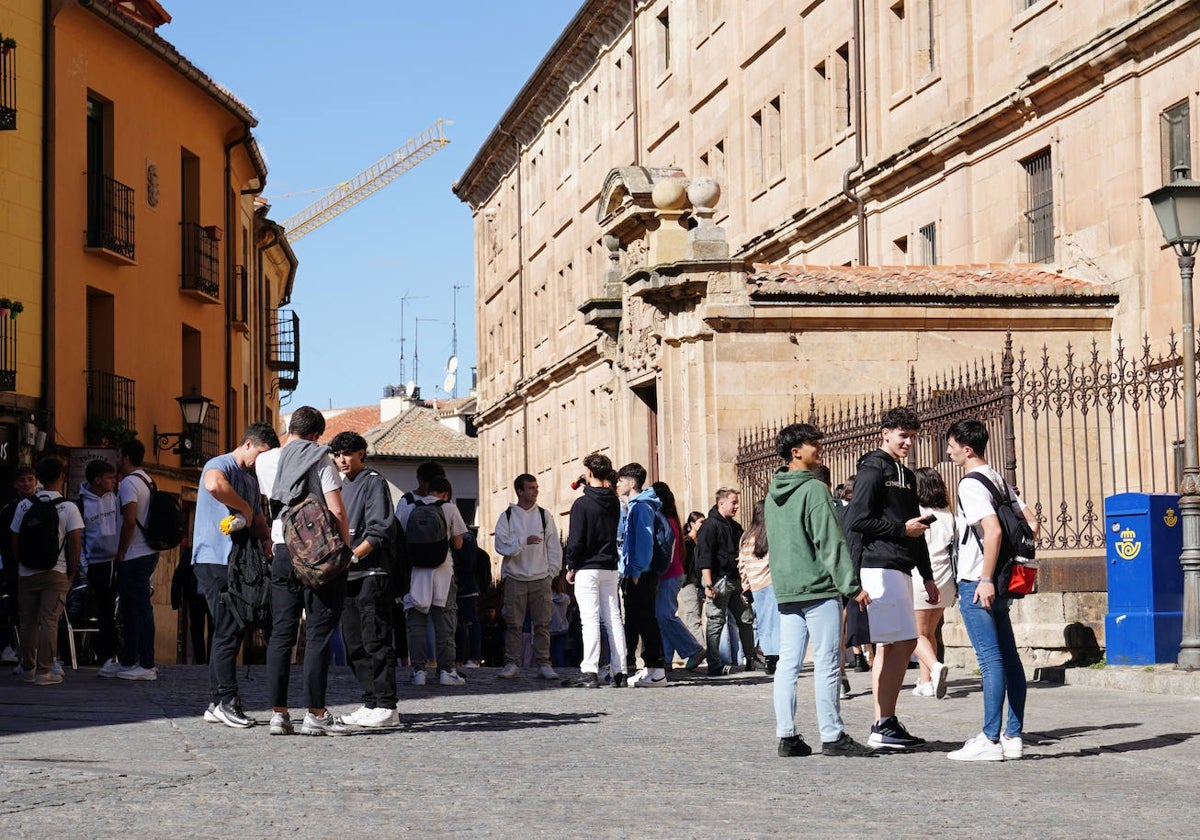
[945,418,1040,761]
[11,457,83,685]
[616,462,669,688]
[494,473,561,681]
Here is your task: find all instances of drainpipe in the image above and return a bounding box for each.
[628,0,640,166]
[840,0,867,265]
[222,129,248,451]
[42,0,55,436]
[496,127,529,473]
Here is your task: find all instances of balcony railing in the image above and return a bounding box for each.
[85,370,136,445]
[267,308,300,392]
[0,312,15,390]
[181,222,220,300]
[0,39,15,131]
[85,173,135,260]
[231,264,249,330]
[195,403,219,466]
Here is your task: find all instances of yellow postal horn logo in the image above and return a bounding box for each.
[1115,528,1142,560]
[1165,508,1179,528]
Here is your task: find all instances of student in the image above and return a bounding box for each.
[0,465,38,666]
[79,459,122,677]
[115,440,162,681]
[615,462,667,688]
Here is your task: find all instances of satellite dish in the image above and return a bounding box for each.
[405,380,416,398]
[447,355,459,373]
[442,372,457,393]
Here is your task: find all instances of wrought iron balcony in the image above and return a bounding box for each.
[85,173,136,261]
[85,370,136,446]
[194,403,220,467]
[267,308,300,392]
[0,311,15,390]
[231,264,249,331]
[0,38,15,131]
[181,222,220,300]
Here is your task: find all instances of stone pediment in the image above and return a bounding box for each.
[597,166,688,235]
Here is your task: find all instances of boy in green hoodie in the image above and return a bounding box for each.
[767,423,874,758]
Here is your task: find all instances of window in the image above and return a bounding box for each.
[556,118,572,180]
[528,148,544,209]
[85,95,135,260]
[889,1,908,94]
[1162,101,1191,183]
[835,45,851,131]
[751,97,782,186]
[615,49,634,118]
[812,61,829,148]
[1022,149,1054,263]
[700,139,726,185]
[893,235,909,263]
[657,9,671,73]
[582,84,600,151]
[917,222,937,264]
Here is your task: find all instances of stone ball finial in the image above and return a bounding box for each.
[688,176,721,212]
[651,177,689,211]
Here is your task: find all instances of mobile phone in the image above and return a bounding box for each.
[919,514,937,525]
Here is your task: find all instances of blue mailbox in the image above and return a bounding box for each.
[1104,493,1184,665]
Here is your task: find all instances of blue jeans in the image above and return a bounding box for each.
[957,581,1026,741]
[773,596,844,743]
[656,573,702,664]
[753,583,780,656]
[117,553,159,668]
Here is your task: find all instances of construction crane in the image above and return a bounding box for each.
[280,118,450,242]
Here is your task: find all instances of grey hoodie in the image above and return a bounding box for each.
[78,480,120,565]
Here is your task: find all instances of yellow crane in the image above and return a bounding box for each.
[280,118,450,242]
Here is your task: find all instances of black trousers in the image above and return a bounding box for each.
[623,570,665,670]
[266,546,346,711]
[342,574,397,709]
[195,563,244,705]
[85,561,119,664]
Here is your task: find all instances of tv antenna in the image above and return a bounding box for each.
[449,283,467,397]
[415,317,440,399]
[397,293,427,388]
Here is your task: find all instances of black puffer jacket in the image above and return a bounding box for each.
[695,505,744,583]
[846,449,932,580]
[565,485,620,571]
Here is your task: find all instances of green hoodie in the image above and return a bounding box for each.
[765,466,861,605]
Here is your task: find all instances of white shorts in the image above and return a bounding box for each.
[861,567,918,643]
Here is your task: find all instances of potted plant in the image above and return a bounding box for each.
[203,225,223,242]
[85,415,138,447]
[0,298,12,319]
[9,301,22,319]
[1,38,15,56]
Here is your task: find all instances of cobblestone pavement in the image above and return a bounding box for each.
[2,662,1198,838]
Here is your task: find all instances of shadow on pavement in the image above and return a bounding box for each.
[400,709,607,733]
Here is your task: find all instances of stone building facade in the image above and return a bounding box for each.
[455,0,1200,661]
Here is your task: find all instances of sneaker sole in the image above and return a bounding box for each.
[867,735,919,750]
[268,726,294,736]
[932,666,948,700]
[633,678,668,687]
[214,713,255,729]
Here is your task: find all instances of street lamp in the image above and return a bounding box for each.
[153,389,213,467]
[1144,174,1200,669]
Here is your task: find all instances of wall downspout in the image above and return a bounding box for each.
[222,130,248,450]
[840,0,867,265]
[629,0,641,166]
[496,127,528,473]
[42,0,55,434]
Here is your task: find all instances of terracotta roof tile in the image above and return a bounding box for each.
[747,263,1116,301]
[317,405,384,445]
[367,406,478,461]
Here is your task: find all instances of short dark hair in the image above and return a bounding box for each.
[35,457,64,485]
[416,460,446,484]
[329,431,368,456]
[429,476,452,496]
[288,406,326,438]
[583,453,614,483]
[13,465,35,480]
[513,473,536,493]
[915,467,950,508]
[947,418,989,456]
[617,462,647,490]
[880,406,920,431]
[120,439,146,466]
[85,458,116,483]
[776,423,823,461]
[244,422,280,450]
[811,464,832,487]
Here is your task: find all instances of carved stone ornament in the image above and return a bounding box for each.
[618,294,664,377]
[625,238,648,273]
[146,160,160,208]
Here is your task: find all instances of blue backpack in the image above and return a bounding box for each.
[650,509,675,574]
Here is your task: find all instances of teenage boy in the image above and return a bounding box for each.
[115,440,161,681]
[697,487,755,675]
[329,431,401,727]
[0,465,39,666]
[494,473,562,681]
[767,424,877,758]
[615,462,667,688]
[945,418,1039,761]
[192,424,278,728]
[846,407,939,750]
[78,459,122,677]
[11,458,83,685]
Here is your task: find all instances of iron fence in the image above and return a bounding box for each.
[0,38,15,131]
[0,312,15,390]
[181,222,220,299]
[735,333,1195,557]
[85,173,135,260]
[85,370,136,444]
[267,308,300,392]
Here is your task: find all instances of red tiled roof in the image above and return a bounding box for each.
[367,406,478,461]
[317,405,383,445]
[747,263,1116,300]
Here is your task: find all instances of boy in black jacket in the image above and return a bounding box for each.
[846,407,939,750]
[330,432,401,728]
[696,487,755,676]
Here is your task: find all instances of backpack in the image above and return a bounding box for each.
[17,495,69,571]
[405,496,450,568]
[650,509,675,574]
[962,473,1037,598]
[283,494,353,588]
[219,530,272,630]
[130,473,185,551]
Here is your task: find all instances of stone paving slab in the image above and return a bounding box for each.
[2,663,1199,838]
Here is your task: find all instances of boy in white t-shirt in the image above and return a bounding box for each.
[945,418,1040,762]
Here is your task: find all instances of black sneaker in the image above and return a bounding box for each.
[822,732,877,757]
[853,653,870,672]
[212,699,256,729]
[561,672,599,689]
[611,672,628,688]
[867,716,925,749]
[777,735,813,757]
[708,664,735,677]
[764,656,778,676]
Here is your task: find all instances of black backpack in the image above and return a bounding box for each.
[962,473,1037,598]
[219,530,272,631]
[405,494,449,568]
[17,494,69,571]
[130,473,185,551]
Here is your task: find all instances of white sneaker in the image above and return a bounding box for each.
[98,658,123,679]
[912,681,935,697]
[537,664,559,680]
[117,665,158,681]
[498,662,520,679]
[300,710,350,736]
[947,732,1004,762]
[631,667,667,687]
[14,663,33,683]
[439,669,466,686]
[203,703,220,723]
[462,660,481,669]
[1000,733,1024,759]
[931,662,949,699]
[50,660,64,677]
[339,706,370,726]
[0,645,17,664]
[268,712,294,736]
[358,707,399,728]
[411,669,427,686]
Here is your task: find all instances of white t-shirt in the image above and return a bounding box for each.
[955,465,1027,582]
[118,469,154,559]
[11,491,85,576]
[255,446,343,544]
[398,494,468,611]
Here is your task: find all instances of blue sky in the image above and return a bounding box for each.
[164,2,580,411]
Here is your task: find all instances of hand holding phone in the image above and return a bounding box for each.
[919,514,937,525]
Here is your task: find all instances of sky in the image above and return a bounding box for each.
[164,1,581,411]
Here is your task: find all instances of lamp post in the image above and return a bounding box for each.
[1144,174,1200,669]
[153,389,213,467]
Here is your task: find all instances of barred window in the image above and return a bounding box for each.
[917,222,937,265]
[1022,150,1053,263]
[1161,101,1191,183]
